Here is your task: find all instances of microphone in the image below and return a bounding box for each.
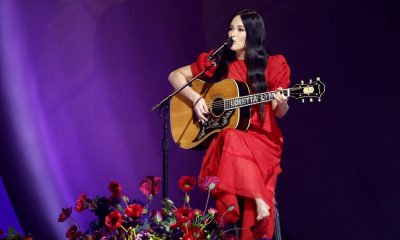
[208,37,234,61]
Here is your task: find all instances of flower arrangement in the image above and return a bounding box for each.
[58,176,239,240]
[0,227,32,240]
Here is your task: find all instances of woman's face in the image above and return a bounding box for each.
[228,15,246,56]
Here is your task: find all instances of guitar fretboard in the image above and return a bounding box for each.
[223,89,290,110]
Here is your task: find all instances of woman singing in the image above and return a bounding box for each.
[168,9,290,239]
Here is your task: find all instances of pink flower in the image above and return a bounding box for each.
[139,176,161,197]
[207,208,218,215]
[108,181,122,197]
[198,176,220,191]
[193,209,203,216]
[58,207,72,222]
[105,210,123,230]
[178,176,196,192]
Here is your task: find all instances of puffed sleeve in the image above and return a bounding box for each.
[268,55,291,91]
[190,50,217,79]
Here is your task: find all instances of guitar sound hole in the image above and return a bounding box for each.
[210,98,224,117]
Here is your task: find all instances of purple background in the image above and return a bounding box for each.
[1,0,399,239]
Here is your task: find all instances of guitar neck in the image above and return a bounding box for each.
[224,89,291,110]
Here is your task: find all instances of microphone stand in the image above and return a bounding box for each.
[151,61,217,199]
[273,194,282,240]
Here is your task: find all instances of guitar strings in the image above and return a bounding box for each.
[200,87,308,110]
[202,90,286,109]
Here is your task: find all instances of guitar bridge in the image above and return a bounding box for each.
[193,110,234,142]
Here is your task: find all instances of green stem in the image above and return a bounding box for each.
[149,234,162,240]
[185,222,189,233]
[218,207,233,229]
[222,227,248,235]
[68,217,81,231]
[200,216,213,230]
[203,189,211,214]
[147,194,153,209]
[120,225,128,233]
[122,196,129,208]
[184,192,188,207]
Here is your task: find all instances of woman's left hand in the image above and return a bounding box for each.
[274,87,288,106]
[273,87,289,118]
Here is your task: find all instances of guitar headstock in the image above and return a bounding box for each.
[289,77,325,102]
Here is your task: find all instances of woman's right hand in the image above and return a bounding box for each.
[168,65,209,122]
[193,97,209,123]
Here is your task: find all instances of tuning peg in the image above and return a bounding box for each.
[310,98,313,102]
[309,79,312,83]
[302,99,305,103]
[301,80,304,84]
[316,77,320,81]
[318,98,321,102]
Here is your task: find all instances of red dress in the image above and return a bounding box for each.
[191,52,291,240]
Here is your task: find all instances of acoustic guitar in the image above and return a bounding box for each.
[170,78,325,149]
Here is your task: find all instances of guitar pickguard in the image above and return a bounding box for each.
[193,110,235,143]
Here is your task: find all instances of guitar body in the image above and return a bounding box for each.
[170,79,251,150]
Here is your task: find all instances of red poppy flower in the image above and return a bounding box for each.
[125,204,144,218]
[108,181,123,197]
[185,226,205,240]
[182,233,196,240]
[65,225,82,240]
[139,176,161,197]
[105,210,123,230]
[198,176,220,191]
[178,176,196,192]
[58,207,72,222]
[175,207,194,223]
[74,193,88,212]
[169,221,182,230]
